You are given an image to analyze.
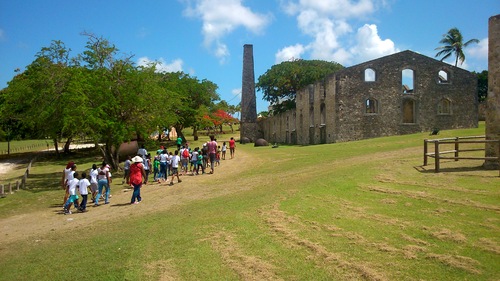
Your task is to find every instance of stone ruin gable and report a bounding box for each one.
[332,50,478,142]
[259,50,478,145]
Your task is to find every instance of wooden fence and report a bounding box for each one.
[0,157,36,197]
[423,136,500,176]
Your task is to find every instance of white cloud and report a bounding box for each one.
[468,37,488,59]
[275,44,306,63]
[183,0,271,63]
[283,0,377,19]
[136,57,184,73]
[277,0,397,66]
[231,88,241,96]
[350,24,398,63]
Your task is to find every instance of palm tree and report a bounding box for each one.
[435,27,479,67]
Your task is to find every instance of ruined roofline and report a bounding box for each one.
[345,50,476,74]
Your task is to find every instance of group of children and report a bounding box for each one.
[62,161,111,215]
[61,137,236,215]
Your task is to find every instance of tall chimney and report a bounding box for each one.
[484,14,500,169]
[240,44,258,143]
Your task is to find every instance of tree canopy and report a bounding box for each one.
[256,59,343,114]
[0,35,226,168]
[475,70,488,103]
[435,27,479,67]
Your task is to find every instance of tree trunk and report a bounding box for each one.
[53,138,59,155]
[100,141,119,171]
[63,137,72,154]
[174,125,186,143]
[193,126,199,141]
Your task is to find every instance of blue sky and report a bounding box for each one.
[0,0,498,114]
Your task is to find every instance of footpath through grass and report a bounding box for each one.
[0,124,498,280]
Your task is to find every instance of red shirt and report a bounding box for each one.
[229,139,235,148]
[129,163,144,185]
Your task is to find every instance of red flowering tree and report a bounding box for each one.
[203,109,238,134]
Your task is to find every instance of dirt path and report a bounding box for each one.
[0,149,254,246]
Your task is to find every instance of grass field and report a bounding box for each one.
[0,124,498,280]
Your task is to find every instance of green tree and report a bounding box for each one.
[475,70,488,103]
[0,40,81,154]
[256,59,343,114]
[161,73,219,141]
[78,33,177,169]
[435,27,479,67]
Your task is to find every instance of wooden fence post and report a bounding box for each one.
[16,181,20,191]
[454,137,459,161]
[424,139,428,166]
[0,184,4,195]
[434,140,440,173]
[8,183,12,194]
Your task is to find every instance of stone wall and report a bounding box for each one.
[259,50,478,145]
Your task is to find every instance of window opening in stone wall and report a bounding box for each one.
[402,99,415,123]
[365,98,378,114]
[299,113,303,131]
[402,69,414,94]
[364,68,376,82]
[309,85,314,104]
[320,103,326,125]
[438,70,449,84]
[309,106,314,127]
[437,98,451,114]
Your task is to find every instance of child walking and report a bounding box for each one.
[169,150,182,186]
[78,172,91,212]
[63,172,80,215]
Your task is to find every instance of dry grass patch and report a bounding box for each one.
[206,231,282,281]
[260,203,387,281]
[475,238,500,255]
[426,253,482,274]
[144,260,181,281]
[427,227,467,243]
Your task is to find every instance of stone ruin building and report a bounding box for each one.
[259,50,478,145]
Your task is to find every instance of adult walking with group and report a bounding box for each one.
[129,155,146,204]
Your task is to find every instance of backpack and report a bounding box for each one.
[182,149,189,158]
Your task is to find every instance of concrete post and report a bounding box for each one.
[485,14,500,169]
[240,44,258,142]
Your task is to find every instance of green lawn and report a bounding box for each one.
[0,123,498,280]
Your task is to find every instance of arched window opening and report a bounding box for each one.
[402,69,414,94]
[438,70,449,84]
[402,99,415,123]
[309,106,314,127]
[365,98,378,114]
[438,98,451,115]
[320,103,326,125]
[365,68,376,82]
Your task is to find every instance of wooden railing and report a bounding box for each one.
[423,136,500,176]
[0,157,36,197]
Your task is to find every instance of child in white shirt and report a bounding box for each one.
[63,172,80,215]
[78,172,91,212]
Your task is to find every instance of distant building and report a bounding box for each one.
[259,50,478,145]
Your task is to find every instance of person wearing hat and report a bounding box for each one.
[130,155,146,204]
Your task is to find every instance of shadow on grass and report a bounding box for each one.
[415,164,499,177]
[110,203,133,207]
